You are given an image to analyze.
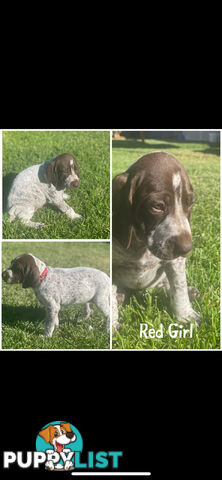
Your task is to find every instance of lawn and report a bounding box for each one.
[2,131,110,239]
[2,242,110,350]
[112,138,220,350]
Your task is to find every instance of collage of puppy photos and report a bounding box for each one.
[0,129,220,350]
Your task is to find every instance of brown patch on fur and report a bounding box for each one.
[44,153,79,190]
[10,254,40,289]
[112,152,194,250]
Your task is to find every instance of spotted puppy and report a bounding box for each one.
[112,151,201,329]
[7,153,81,228]
[2,254,110,337]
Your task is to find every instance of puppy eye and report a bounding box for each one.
[54,431,59,436]
[187,194,195,207]
[151,203,165,214]
[186,200,195,210]
[61,429,65,434]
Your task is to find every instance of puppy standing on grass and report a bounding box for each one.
[7,153,82,228]
[2,254,110,337]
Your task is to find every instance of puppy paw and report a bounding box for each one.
[41,331,53,338]
[187,309,201,325]
[34,222,45,229]
[66,208,82,220]
[23,221,45,229]
[112,320,120,331]
[188,286,201,301]
[177,309,201,326]
[117,293,126,304]
[64,461,74,470]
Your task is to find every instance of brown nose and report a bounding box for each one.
[66,431,74,439]
[70,180,79,188]
[173,232,193,257]
[2,270,9,281]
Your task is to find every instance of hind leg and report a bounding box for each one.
[95,294,110,333]
[9,205,45,229]
[77,303,93,323]
[85,302,93,318]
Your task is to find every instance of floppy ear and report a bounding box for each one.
[60,422,72,432]
[39,425,55,444]
[44,159,58,187]
[112,172,144,249]
[22,264,40,289]
[73,159,79,177]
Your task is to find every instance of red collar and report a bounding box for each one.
[40,267,48,281]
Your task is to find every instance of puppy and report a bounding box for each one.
[39,422,76,470]
[112,151,201,329]
[2,254,110,337]
[7,153,81,228]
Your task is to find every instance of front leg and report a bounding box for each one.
[43,302,60,337]
[49,191,82,220]
[45,460,55,471]
[112,284,120,330]
[56,198,82,220]
[63,193,71,200]
[165,257,201,324]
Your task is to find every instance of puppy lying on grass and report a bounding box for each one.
[7,153,82,228]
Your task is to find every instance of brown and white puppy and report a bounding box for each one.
[2,254,42,289]
[2,253,110,337]
[39,422,76,470]
[7,153,81,228]
[39,422,76,452]
[112,151,201,329]
[44,153,80,191]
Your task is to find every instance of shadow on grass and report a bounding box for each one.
[112,140,180,150]
[120,286,172,317]
[112,139,220,156]
[195,146,220,156]
[2,305,44,328]
[3,173,17,212]
[2,303,105,331]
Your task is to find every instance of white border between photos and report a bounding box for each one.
[0,129,221,352]
[0,129,2,350]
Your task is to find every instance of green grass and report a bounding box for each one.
[112,138,220,350]
[2,242,110,349]
[3,131,110,239]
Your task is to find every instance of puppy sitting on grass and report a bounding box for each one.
[7,153,82,229]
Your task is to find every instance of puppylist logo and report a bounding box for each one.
[3,420,124,472]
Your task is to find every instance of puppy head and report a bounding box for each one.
[2,254,41,289]
[113,152,195,260]
[39,422,76,452]
[45,153,80,190]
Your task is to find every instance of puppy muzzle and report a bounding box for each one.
[65,175,80,189]
[2,269,13,283]
[69,179,80,189]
